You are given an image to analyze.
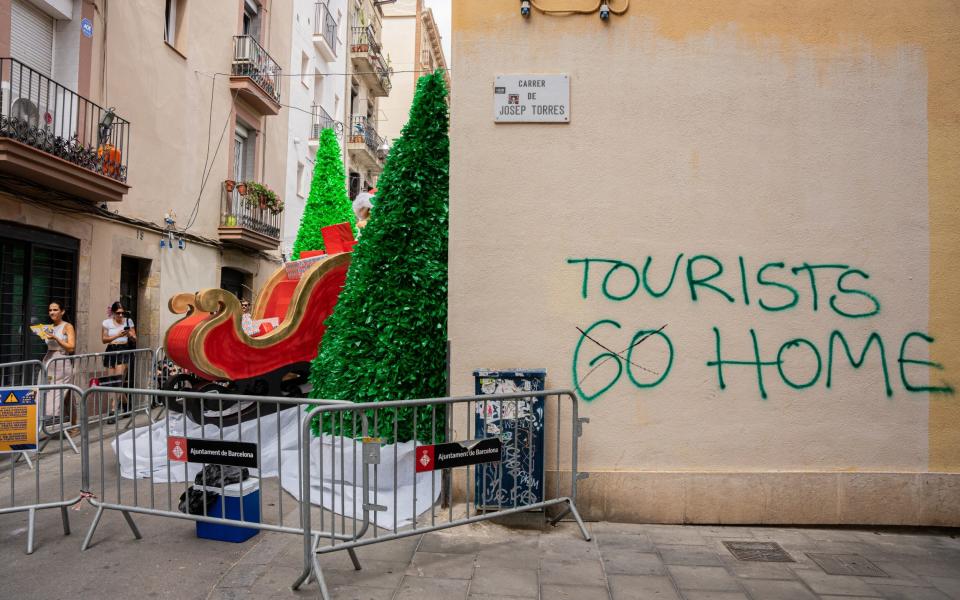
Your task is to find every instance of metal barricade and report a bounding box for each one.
[0,359,45,387]
[293,389,590,599]
[46,348,159,440]
[79,386,360,557]
[0,384,86,554]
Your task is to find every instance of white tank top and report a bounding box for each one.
[102,317,132,344]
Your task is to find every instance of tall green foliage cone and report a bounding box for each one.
[291,127,356,260]
[309,70,449,443]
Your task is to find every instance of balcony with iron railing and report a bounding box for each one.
[349,26,391,97]
[0,57,131,203]
[309,104,342,144]
[313,2,339,62]
[219,184,282,251]
[347,115,386,169]
[230,35,282,116]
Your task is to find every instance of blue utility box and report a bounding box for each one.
[195,478,261,543]
[473,369,546,510]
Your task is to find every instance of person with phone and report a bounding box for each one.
[101,301,137,423]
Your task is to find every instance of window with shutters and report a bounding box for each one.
[0,222,78,368]
[10,0,54,78]
[164,0,187,52]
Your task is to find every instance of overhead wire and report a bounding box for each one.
[529,0,629,16]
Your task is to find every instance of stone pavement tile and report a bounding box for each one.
[868,585,953,600]
[218,564,268,588]
[591,521,651,534]
[469,595,536,600]
[819,597,882,600]
[793,568,880,596]
[540,583,610,600]
[539,531,601,559]
[596,532,656,552]
[667,566,742,592]
[469,566,538,597]
[659,544,724,566]
[648,526,708,546]
[871,560,935,586]
[540,557,606,586]
[476,540,541,570]
[902,558,960,578]
[609,575,682,600]
[325,560,409,589]
[740,579,818,600]
[326,586,395,600]
[749,528,814,546]
[417,532,485,555]
[682,592,750,600]
[235,532,292,566]
[803,529,868,543]
[602,550,667,576]
[693,526,756,539]
[350,535,421,563]
[722,559,798,580]
[405,551,477,580]
[394,576,469,600]
[927,576,960,599]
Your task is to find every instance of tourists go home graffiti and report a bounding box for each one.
[568,255,954,402]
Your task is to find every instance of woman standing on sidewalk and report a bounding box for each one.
[101,301,137,423]
[42,300,76,431]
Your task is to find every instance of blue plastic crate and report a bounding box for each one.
[195,478,261,543]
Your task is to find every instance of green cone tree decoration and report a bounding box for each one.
[291,127,356,260]
[309,70,449,443]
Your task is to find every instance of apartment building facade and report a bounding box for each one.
[379,0,447,142]
[281,0,347,256]
[0,0,290,361]
[450,1,960,525]
[280,0,391,254]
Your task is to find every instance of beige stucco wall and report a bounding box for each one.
[379,0,417,142]
[450,1,960,525]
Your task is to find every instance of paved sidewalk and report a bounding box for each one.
[2,501,958,599]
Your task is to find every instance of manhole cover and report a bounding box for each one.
[722,541,795,562]
[806,553,888,577]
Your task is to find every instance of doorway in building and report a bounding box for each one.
[349,171,360,200]
[220,267,252,303]
[0,222,78,367]
[119,256,149,336]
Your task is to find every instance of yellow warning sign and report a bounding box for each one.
[0,388,38,454]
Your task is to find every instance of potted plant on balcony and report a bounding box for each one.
[352,12,370,52]
[224,179,236,193]
[243,181,284,214]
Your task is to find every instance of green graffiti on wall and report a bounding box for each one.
[568,255,953,401]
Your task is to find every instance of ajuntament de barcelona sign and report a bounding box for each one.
[494,74,570,123]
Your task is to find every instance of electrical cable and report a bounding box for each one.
[182,85,242,233]
[529,0,629,16]
[182,72,222,232]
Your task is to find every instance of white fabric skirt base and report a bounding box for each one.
[110,407,440,527]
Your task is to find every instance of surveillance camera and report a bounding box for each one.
[520,0,531,17]
[599,3,610,19]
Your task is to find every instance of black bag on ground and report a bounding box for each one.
[177,466,250,515]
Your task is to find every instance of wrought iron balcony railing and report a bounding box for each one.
[311,104,341,139]
[221,186,281,241]
[0,57,130,183]
[348,115,385,159]
[232,36,282,104]
[350,26,391,92]
[314,2,338,57]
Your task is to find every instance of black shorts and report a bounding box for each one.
[103,345,132,368]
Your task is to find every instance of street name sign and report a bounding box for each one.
[494,74,570,123]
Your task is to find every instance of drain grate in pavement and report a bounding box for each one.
[722,541,795,562]
[806,553,888,577]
